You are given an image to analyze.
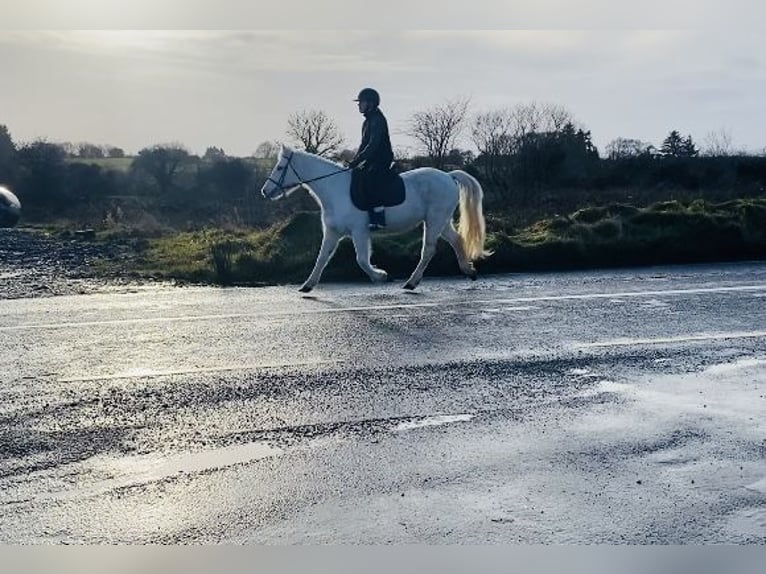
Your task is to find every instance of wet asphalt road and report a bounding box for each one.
[1,262,766,543]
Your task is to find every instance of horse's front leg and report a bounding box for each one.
[299,227,341,292]
[351,230,388,283]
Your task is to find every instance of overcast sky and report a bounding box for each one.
[1,26,764,157]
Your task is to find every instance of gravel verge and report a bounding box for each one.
[0,228,160,299]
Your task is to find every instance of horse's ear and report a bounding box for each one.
[280,143,291,154]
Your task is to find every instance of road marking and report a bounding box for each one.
[58,359,344,383]
[492,284,766,304]
[2,284,766,332]
[0,313,272,331]
[574,330,766,349]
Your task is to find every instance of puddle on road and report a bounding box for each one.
[720,507,766,540]
[0,271,23,280]
[639,298,671,309]
[569,355,766,449]
[703,357,766,375]
[745,477,766,495]
[574,379,629,400]
[18,441,283,504]
[568,368,603,379]
[393,414,473,432]
[94,441,283,482]
[575,330,766,349]
[569,368,591,376]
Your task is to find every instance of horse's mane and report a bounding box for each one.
[288,147,346,170]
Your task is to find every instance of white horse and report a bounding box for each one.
[261,145,490,292]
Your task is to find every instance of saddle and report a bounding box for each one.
[350,166,405,211]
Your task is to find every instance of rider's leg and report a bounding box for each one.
[362,165,387,230]
[368,207,386,229]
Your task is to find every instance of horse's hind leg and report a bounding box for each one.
[300,228,341,292]
[351,230,388,283]
[403,220,444,290]
[441,222,477,280]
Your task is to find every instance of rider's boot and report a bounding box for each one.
[368,207,386,231]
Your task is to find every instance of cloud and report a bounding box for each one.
[1,29,763,155]
[3,1,765,29]
[0,31,419,75]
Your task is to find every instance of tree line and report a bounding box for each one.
[276,101,765,214]
[1,98,765,229]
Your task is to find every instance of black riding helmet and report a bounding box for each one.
[354,87,380,107]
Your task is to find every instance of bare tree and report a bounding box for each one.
[407,97,470,168]
[509,102,542,138]
[702,128,733,157]
[471,109,514,158]
[286,110,344,157]
[470,102,575,180]
[509,102,575,138]
[471,109,516,180]
[541,102,573,132]
[472,102,576,159]
[254,140,280,160]
[605,138,653,159]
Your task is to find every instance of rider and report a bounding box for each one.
[348,87,394,230]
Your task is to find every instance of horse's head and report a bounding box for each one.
[261,144,302,200]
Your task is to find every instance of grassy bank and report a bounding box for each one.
[108,197,766,286]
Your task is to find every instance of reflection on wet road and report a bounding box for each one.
[1,262,765,543]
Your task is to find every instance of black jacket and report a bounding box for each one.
[352,108,394,171]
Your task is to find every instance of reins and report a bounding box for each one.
[266,151,351,198]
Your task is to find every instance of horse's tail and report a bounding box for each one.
[450,170,491,261]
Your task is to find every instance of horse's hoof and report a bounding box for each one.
[469,271,477,281]
[299,285,313,293]
[403,283,416,290]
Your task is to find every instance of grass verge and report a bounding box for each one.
[86,197,766,285]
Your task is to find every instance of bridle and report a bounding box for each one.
[264,151,351,199]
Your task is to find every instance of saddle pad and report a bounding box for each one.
[350,169,405,211]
